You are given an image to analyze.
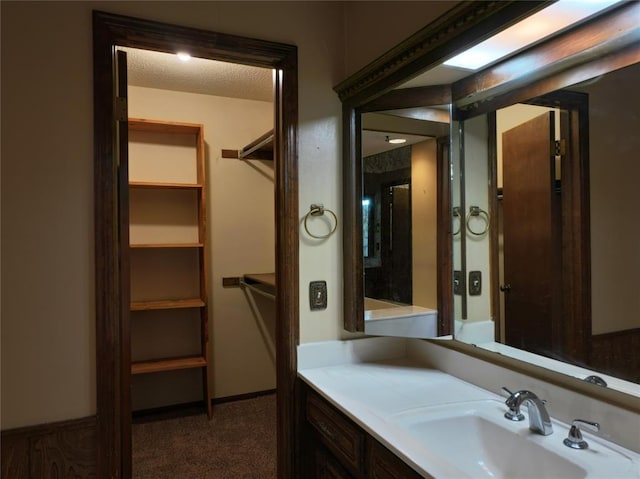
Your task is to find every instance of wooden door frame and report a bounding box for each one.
[488,91,590,363]
[93,11,299,478]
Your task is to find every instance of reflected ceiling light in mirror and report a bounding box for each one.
[362,130,430,157]
[444,0,622,70]
[386,136,407,145]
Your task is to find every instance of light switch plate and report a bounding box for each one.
[469,271,482,296]
[454,271,463,295]
[309,281,327,310]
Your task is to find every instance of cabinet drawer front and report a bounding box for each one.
[367,440,426,479]
[307,391,364,474]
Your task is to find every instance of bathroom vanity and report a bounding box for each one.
[298,338,640,478]
[301,385,423,478]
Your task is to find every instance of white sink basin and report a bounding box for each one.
[392,399,638,478]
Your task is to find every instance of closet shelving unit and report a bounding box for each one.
[128,118,211,419]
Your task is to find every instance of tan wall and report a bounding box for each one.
[411,140,438,309]
[1,0,345,430]
[462,115,492,322]
[1,0,458,429]
[128,86,276,409]
[343,1,454,77]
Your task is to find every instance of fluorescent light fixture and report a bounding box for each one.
[177,52,191,62]
[444,0,621,70]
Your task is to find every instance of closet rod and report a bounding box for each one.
[240,279,276,300]
[239,129,273,160]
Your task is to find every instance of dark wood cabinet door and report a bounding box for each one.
[367,439,426,479]
[316,447,355,479]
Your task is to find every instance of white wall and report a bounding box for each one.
[0,0,458,429]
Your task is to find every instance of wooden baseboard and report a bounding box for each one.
[1,416,97,479]
[132,389,277,423]
[212,388,276,405]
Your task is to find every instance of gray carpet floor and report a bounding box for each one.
[132,394,277,478]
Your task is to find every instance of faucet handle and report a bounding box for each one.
[584,375,607,387]
[563,419,600,450]
[501,387,525,421]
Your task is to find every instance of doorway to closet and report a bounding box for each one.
[93,11,299,478]
[123,46,278,476]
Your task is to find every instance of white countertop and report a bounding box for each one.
[298,337,640,478]
[298,338,499,477]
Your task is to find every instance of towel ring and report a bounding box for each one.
[452,206,462,236]
[304,204,338,239]
[466,205,490,236]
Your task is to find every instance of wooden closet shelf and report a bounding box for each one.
[130,242,204,249]
[131,298,206,311]
[129,181,203,189]
[128,118,203,135]
[131,355,207,375]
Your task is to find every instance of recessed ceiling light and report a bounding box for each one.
[444,0,621,70]
[177,52,191,62]
[385,135,407,144]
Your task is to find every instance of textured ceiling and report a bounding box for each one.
[122,47,274,102]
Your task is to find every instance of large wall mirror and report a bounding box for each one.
[336,1,639,405]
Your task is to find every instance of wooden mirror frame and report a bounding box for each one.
[335,1,640,413]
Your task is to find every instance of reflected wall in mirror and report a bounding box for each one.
[456,59,640,387]
[361,109,450,337]
[337,0,640,402]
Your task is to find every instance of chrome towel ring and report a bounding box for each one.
[466,205,490,236]
[303,203,338,239]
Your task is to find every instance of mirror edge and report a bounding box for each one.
[430,338,640,414]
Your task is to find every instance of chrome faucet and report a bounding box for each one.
[502,388,554,436]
